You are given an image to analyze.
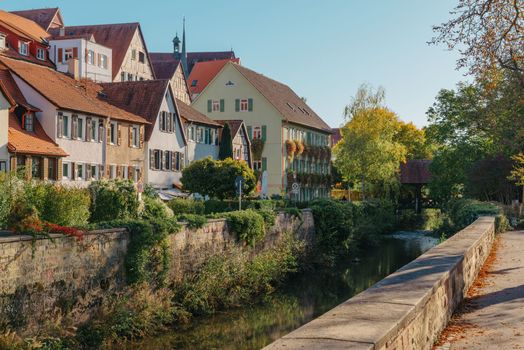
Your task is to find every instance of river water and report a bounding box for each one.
[126,231,439,350]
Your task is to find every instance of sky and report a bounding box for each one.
[4,0,467,128]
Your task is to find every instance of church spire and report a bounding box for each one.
[180,17,189,77]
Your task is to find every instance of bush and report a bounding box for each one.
[177,214,208,229]
[40,185,90,227]
[204,199,234,214]
[448,199,503,230]
[168,198,204,215]
[142,197,174,222]
[224,209,266,246]
[89,180,139,223]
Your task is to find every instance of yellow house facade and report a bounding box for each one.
[192,62,332,201]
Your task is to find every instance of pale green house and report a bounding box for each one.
[192,62,332,201]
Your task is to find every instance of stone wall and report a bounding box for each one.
[0,210,313,334]
[264,216,496,350]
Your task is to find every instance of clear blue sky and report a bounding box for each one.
[4,0,466,128]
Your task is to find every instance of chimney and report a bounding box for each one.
[67,58,80,80]
[59,27,65,37]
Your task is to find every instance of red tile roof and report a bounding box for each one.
[99,80,183,141]
[400,160,432,184]
[176,98,221,127]
[49,23,154,80]
[8,112,68,157]
[0,68,39,111]
[0,56,148,124]
[229,63,332,133]
[10,8,62,31]
[0,10,50,42]
[188,58,240,95]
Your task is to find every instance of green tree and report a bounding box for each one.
[181,158,256,199]
[509,153,524,201]
[343,84,385,121]
[219,123,233,160]
[334,107,406,199]
[396,121,434,159]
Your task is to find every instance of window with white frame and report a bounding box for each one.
[253,160,262,171]
[240,99,248,112]
[76,116,84,140]
[62,115,70,138]
[153,150,161,170]
[64,48,74,61]
[187,126,195,141]
[76,163,84,181]
[90,164,98,180]
[196,127,204,143]
[110,121,117,144]
[253,126,262,139]
[131,125,140,147]
[212,100,220,112]
[99,54,108,69]
[62,162,70,180]
[19,41,29,56]
[165,151,173,171]
[87,50,95,65]
[0,35,5,50]
[36,48,45,61]
[90,118,98,141]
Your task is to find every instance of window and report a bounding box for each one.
[62,162,70,180]
[128,73,133,81]
[212,100,220,112]
[138,51,145,63]
[47,159,57,180]
[253,161,262,171]
[36,48,45,61]
[76,116,84,140]
[90,164,98,180]
[123,166,128,179]
[76,163,84,181]
[131,125,140,147]
[0,35,5,50]
[0,161,6,172]
[99,54,108,69]
[191,80,197,87]
[165,151,173,171]
[240,99,248,112]
[90,118,98,141]
[196,127,204,143]
[87,50,95,65]
[152,150,161,170]
[121,72,126,82]
[19,41,29,56]
[253,126,262,139]
[24,114,34,132]
[131,49,136,60]
[64,48,74,61]
[110,122,117,144]
[187,126,195,141]
[110,165,116,179]
[62,115,70,138]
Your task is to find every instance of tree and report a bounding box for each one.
[509,153,524,201]
[343,84,386,121]
[334,107,406,199]
[218,123,233,160]
[431,0,524,86]
[396,121,434,160]
[181,157,256,200]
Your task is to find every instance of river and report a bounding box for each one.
[124,231,439,350]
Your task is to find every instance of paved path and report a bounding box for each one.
[436,230,524,350]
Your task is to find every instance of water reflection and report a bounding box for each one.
[125,231,438,350]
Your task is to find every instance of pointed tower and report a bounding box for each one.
[173,32,181,58]
[180,18,189,77]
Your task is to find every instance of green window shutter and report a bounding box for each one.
[235,99,240,112]
[261,125,267,142]
[207,99,212,113]
[248,98,253,111]
[246,126,252,140]
[262,157,267,172]
[220,99,225,112]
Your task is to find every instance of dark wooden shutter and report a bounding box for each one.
[248,98,253,111]
[180,153,185,169]
[261,125,267,142]
[73,47,78,59]
[246,126,252,140]
[117,124,121,145]
[171,151,176,171]
[58,48,63,63]
[207,100,212,113]
[220,99,225,112]
[128,126,132,147]
[262,157,267,171]
[139,125,144,148]
[235,99,240,112]
[128,166,133,179]
[85,117,91,141]
[107,123,111,144]
[71,162,76,180]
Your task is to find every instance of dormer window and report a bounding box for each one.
[36,48,45,61]
[19,41,29,56]
[191,80,198,87]
[24,114,34,132]
[0,35,6,50]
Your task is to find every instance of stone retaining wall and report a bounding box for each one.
[264,216,496,350]
[0,210,314,334]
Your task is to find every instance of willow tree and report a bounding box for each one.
[334,107,406,199]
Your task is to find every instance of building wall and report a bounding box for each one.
[115,28,154,82]
[232,125,250,165]
[0,92,9,170]
[193,64,284,196]
[144,89,186,188]
[49,38,113,83]
[106,120,145,180]
[170,65,191,104]
[185,122,219,163]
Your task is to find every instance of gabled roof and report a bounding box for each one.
[0,10,50,42]
[215,120,244,139]
[187,51,235,65]
[49,23,154,80]
[0,68,39,111]
[0,56,148,124]
[99,80,185,142]
[188,58,240,95]
[10,8,63,31]
[400,160,432,184]
[176,98,221,127]
[8,112,68,157]
[151,58,180,80]
[227,63,331,133]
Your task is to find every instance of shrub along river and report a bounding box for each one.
[124,231,439,350]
